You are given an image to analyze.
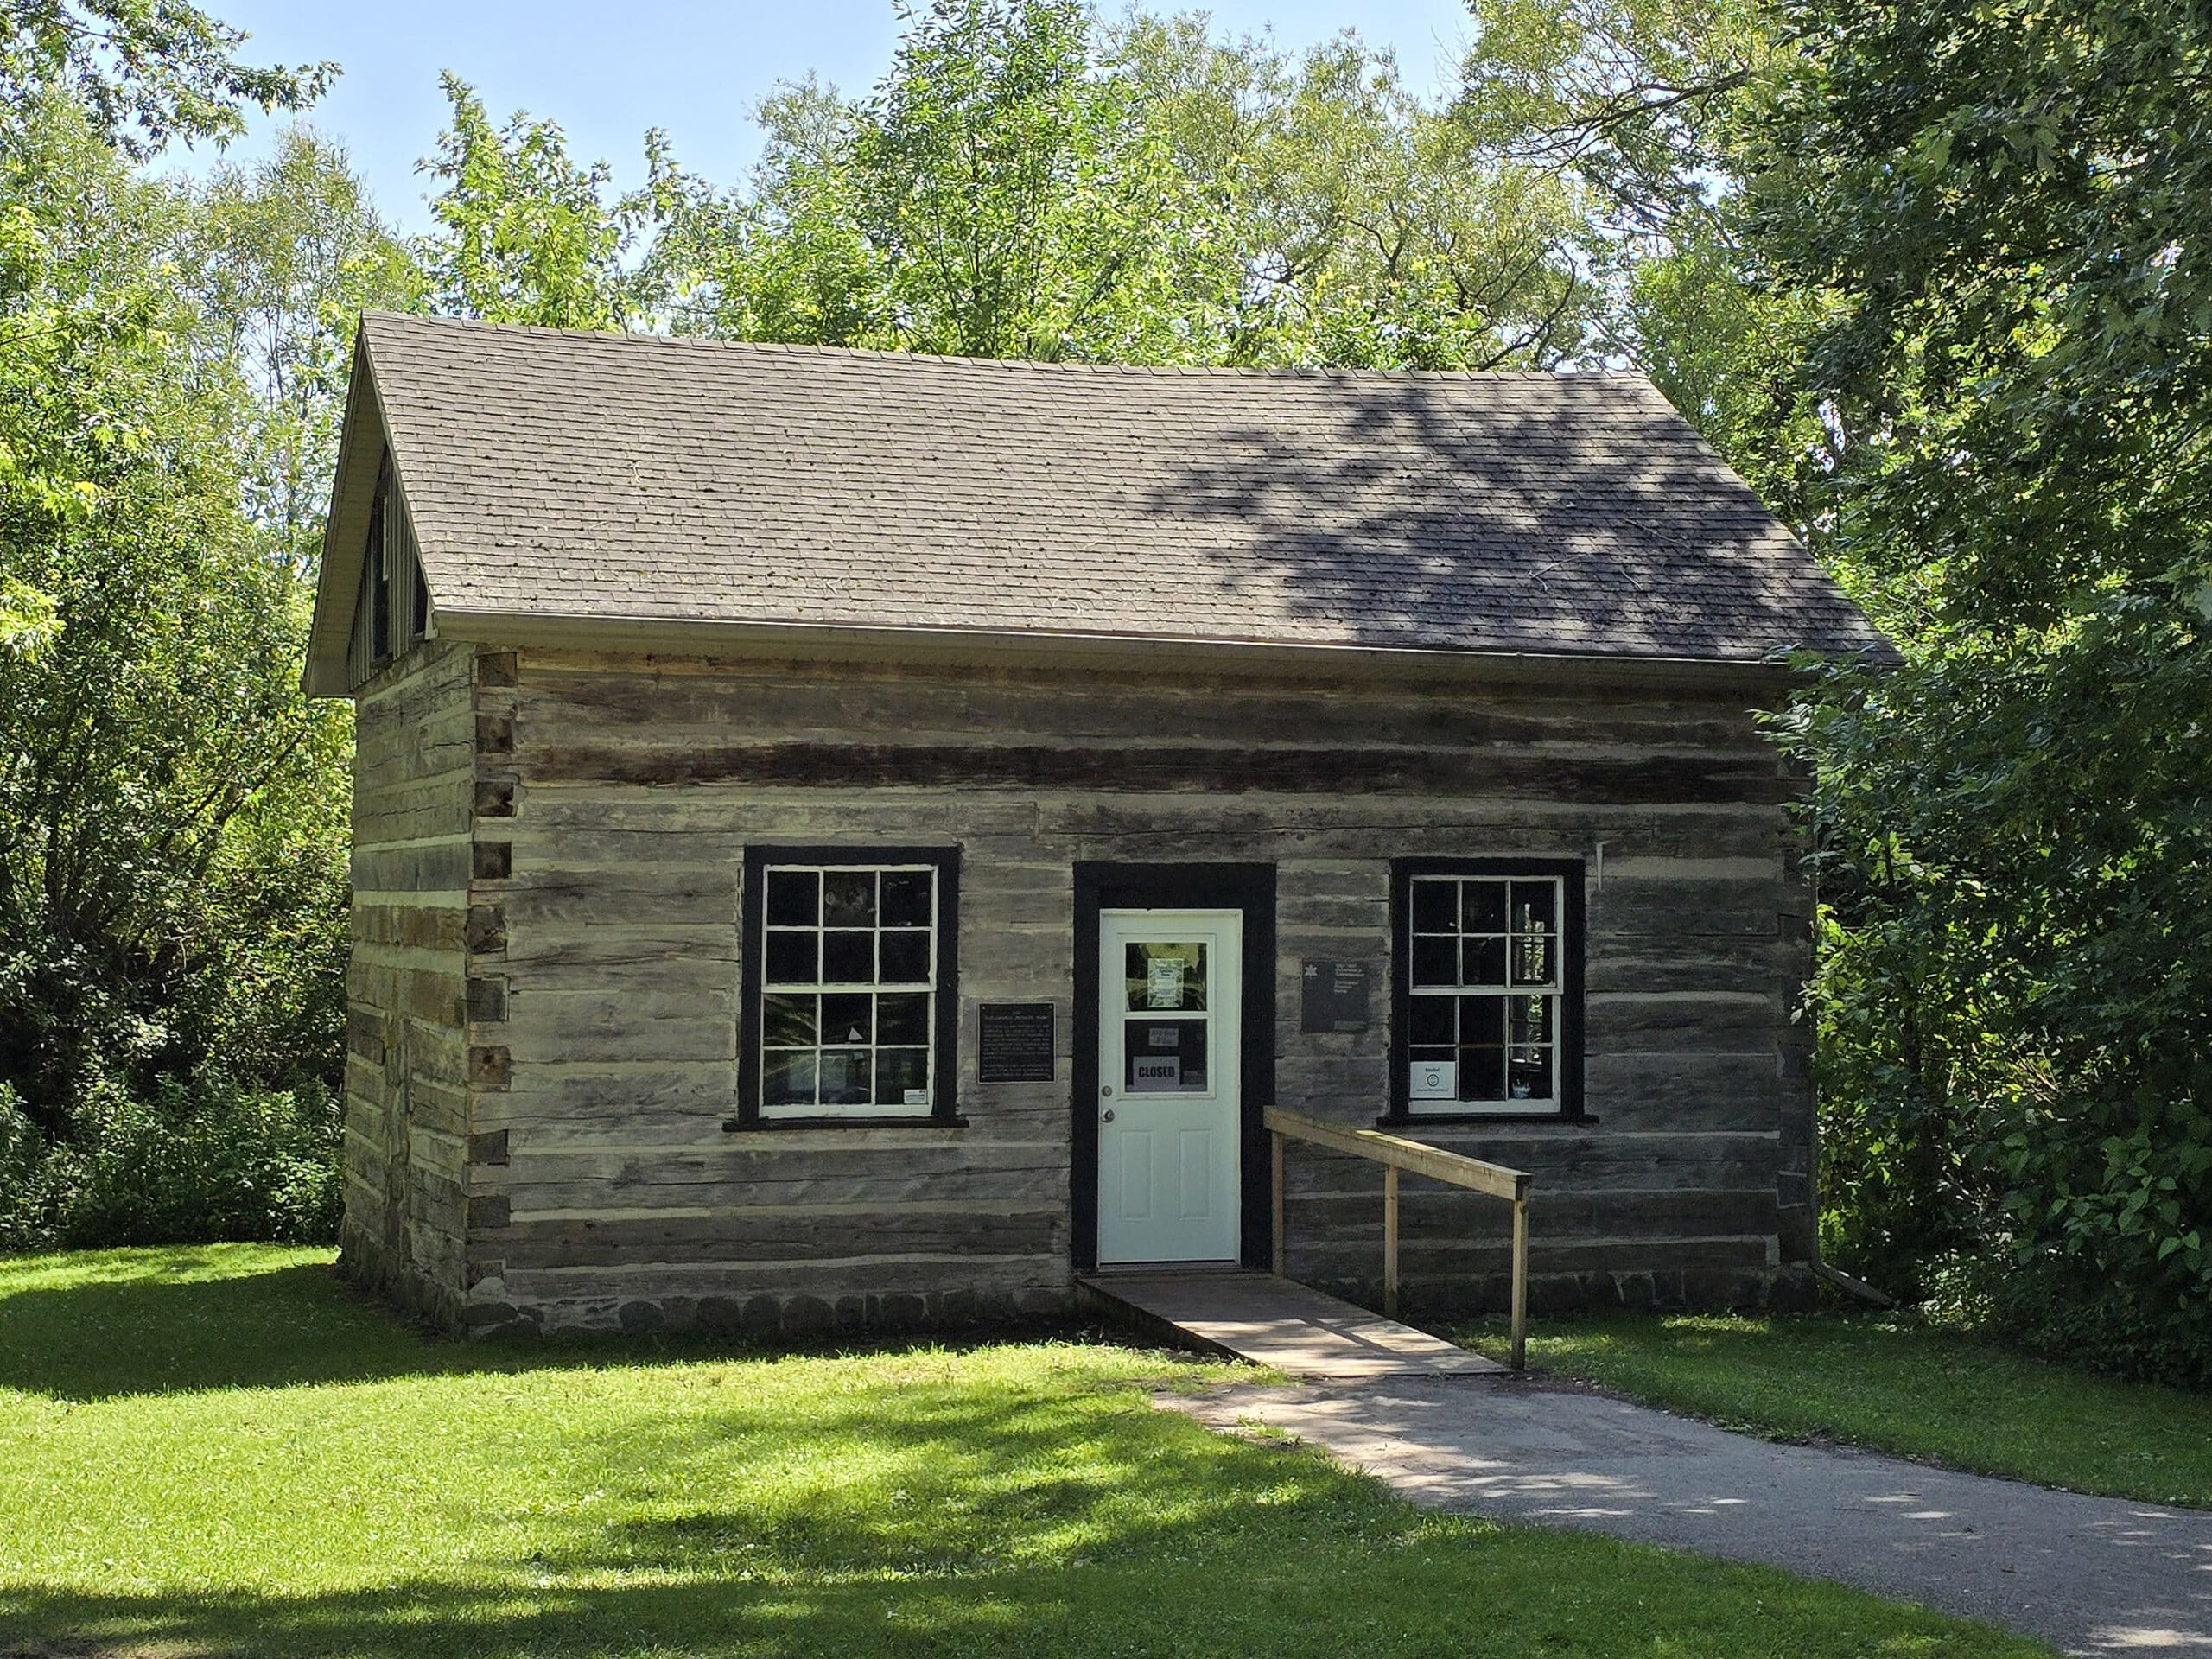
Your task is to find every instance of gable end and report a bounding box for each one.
[343,450,430,689]
[305,330,432,696]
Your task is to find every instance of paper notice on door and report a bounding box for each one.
[1130,1056,1182,1091]
[1146,958,1183,1008]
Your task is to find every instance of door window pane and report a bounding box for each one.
[762,993,816,1046]
[762,1050,817,1106]
[874,1047,930,1104]
[1124,1019,1208,1091]
[1124,942,1207,1012]
[1408,995,1455,1046]
[766,869,818,926]
[1411,936,1458,988]
[765,931,817,985]
[876,992,931,1046]
[1411,879,1459,932]
[1461,881,1507,934]
[879,930,931,984]
[880,870,933,927]
[820,993,872,1046]
[822,930,874,984]
[1462,936,1507,986]
[1508,1046,1554,1103]
[823,871,877,927]
[1458,1046,1507,1101]
[817,1050,871,1104]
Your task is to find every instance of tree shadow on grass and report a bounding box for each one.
[0,1248,570,1400]
[0,1253,2044,1659]
[0,1246,1086,1402]
[0,1537,2043,1659]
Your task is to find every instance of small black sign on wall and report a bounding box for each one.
[1300,960,1371,1033]
[978,1003,1056,1082]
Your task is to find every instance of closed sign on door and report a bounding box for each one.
[1130,1056,1182,1091]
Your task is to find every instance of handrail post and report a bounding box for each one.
[1270,1130,1287,1276]
[1258,1105,1532,1357]
[1382,1165,1400,1319]
[1510,1185,1529,1373]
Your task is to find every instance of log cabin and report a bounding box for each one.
[304,312,1892,1338]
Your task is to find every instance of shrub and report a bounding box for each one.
[0,1084,64,1249]
[0,1074,340,1250]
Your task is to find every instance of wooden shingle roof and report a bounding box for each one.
[306,312,1892,691]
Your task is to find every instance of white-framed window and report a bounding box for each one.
[756,863,940,1118]
[1404,872,1568,1115]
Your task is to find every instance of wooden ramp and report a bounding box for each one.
[1078,1270,1505,1380]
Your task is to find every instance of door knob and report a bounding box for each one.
[1101,1109,1116,1123]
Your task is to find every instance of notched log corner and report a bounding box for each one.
[465,903,508,956]
[468,1194,512,1230]
[475,713,515,755]
[466,976,508,1023]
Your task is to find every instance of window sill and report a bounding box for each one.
[723,1115,969,1133]
[1379,1112,1597,1129]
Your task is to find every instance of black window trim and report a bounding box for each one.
[1384,855,1587,1125]
[732,843,964,1131]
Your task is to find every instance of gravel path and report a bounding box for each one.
[1163,1376,2212,1656]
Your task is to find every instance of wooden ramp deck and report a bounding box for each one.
[1077,1270,1505,1380]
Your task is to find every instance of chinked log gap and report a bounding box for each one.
[527,741,1791,806]
[1266,1103,1533,1370]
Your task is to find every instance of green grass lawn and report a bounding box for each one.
[1459,1311,2212,1507]
[0,1249,2056,1658]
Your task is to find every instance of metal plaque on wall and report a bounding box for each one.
[1300,960,1371,1033]
[978,1002,1055,1082]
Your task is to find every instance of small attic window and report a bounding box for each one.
[367,485,391,662]
[349,454,428,686]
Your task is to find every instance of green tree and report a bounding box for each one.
[1,0,331,157]
[2,84,403,1124]
[649,0,1606,368]
[671,0,1242,362]
[1122,16,1602,368]
[1455,0,1831,501]
[1750,0,2212,1378]
[190,124,425,551]
[412,2,1612,371]
[418,71,677,330]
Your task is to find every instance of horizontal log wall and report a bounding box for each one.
[338,637,474,1327]
[443,646,1814,1335]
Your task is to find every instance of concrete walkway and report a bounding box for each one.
[1163,1376,2212,1656]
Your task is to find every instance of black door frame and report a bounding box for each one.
[1071,861,1277,1273]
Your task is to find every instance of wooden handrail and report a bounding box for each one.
[1264,1104,1532,1371]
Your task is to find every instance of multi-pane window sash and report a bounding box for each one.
[758,864,938,1117]
[1407,874,1564,1112]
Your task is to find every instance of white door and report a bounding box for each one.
[1096,909,1242,1265]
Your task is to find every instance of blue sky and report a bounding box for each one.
[195,1,1477,231]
